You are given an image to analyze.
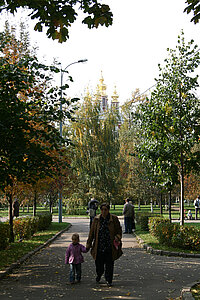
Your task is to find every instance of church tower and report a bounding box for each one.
[96,71,108,111]
[111,85,119,111]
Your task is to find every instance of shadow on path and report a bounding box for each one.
[0,217,199,300]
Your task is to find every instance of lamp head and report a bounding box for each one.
[78,59,88,63]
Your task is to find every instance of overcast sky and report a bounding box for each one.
[1,0,200,104]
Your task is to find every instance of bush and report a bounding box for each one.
[149,217,170,237]
[37,213,52,230]
[13,217,32,239]
[136,212,160,231]
[0,222,10,250]
[155,222,176,246]
[29,216,39,235]
[149,220,200,251]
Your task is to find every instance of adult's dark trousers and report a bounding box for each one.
[95,250,114,284]
[195,208,200,220]
[124,216,132,233]
[90,216,95,228]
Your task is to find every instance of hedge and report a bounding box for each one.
[148,217,170,236]
[13,213,52,240]
[136,212,160,231]
[149,218,200,251]
[0,222,10,250]
[37,212,52,230]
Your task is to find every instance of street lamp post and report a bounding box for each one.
[58,59,88,223]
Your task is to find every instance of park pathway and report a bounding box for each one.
[0,217,200,300]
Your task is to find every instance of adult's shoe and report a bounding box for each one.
[107,282,112,287]
[96,275,101,283]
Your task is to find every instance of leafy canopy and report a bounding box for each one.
[184,0,200,24]
[0,0,113,42]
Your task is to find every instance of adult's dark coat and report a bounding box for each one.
[86,214,123,261]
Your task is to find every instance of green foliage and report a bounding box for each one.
[37,213,52,231]
[0,23,77,191]
[13,217,32,239]
[0,222,10,250]
[136,212,160,231]
[13,213,51,239]
[69,94,121,202]
[150,220,200,251]
[148,217,170,237]
[184,0,200,24]
[134,31,200,224]
[0,1,113,42]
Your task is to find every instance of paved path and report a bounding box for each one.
[0,217,200,300]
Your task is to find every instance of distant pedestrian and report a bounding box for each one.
[87,198,99,228]
[12,199,20,218]
[86,202,122,287]
[129,201,135,232]
[187,210,192,220]
[123,198,134,234]
[65,233,88,284]
[194,196,200,220]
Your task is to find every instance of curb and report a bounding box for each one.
[135,234,200,258]
[181,282,200,300]
[135,234,199,299]
[0,224,72,281]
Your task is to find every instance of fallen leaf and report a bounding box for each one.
[166,279,175,283]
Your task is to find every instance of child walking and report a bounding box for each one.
[65,233,87,284]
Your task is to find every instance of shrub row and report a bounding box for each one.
[0,222,10,250]
[149,217,200,251]
[0,213,52,250]
[13,213,52,240]
[136,212,160,231]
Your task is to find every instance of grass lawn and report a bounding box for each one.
[135,223,200,254]
[1,203,197,220]
[0,222,70,272]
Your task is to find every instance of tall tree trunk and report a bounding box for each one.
[49,194,53,214]
[160,192,163,215]
[8,193,14,242]
[168,189,172,223]
[138,199,141,211]
[180,151,184,226]
[33,191,37,217]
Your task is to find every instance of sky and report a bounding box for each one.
[1,0,200,104]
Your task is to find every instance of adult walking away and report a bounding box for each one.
[86,203,122,287]
[129,201,135,231]
[12,199,20,218]
[194,196,200,220]
[123,198,134,234]
[87,198,99,228]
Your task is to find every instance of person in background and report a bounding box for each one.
[187,210,192,220]
[194,196,200,220]
[12,199,20,218]
[65,233,88,284]
[123,198,134,234]
[129,201,135,232]
[87,198,99,228]
[86,202,122,287]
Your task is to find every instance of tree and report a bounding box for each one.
[69,91,121,203]
[134,31,200,225]
[0,0,113,42]
[184,0,200,24]
[0,22,76,240]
